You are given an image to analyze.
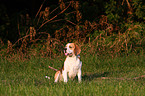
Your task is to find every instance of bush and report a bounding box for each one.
[0,0,145,60]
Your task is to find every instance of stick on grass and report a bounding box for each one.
[49,66,58,71]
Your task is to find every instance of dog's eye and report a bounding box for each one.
[69,46,72,48]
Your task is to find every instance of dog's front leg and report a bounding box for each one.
[77,62,82,83]
[77,69,82,83]
[63,70,68,82]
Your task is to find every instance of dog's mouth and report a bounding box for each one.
[64,50,73,56]
[64,52,73,56]
[64,48,73,56]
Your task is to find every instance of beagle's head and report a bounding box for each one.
[64,43,81,57]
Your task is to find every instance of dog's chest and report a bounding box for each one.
[64,56,81,72]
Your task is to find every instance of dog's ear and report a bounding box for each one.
[74,44,81,55]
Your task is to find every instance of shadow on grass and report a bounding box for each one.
[82,72,109,81]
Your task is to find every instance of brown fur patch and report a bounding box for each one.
[74,44,81,55]
[69,43,75,51]
[54,70,63,82]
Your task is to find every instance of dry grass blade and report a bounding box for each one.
[38,1,71,30]
[34,0,46,20]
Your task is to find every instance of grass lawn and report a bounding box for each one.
[0,53,145,96]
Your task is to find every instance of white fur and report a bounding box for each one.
[63,55,82,82]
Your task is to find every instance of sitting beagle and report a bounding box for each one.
[54,43,82,83]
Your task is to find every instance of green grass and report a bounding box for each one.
[0,53,145,96]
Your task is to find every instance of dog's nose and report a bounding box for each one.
[64,48,67,54]
[64,48,67,51]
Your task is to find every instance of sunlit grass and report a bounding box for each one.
[0,54,145,95]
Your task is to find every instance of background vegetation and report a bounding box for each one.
[0,0,145,59]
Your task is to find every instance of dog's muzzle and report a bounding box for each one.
[64,48,67,55]
[64,48,73,56]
